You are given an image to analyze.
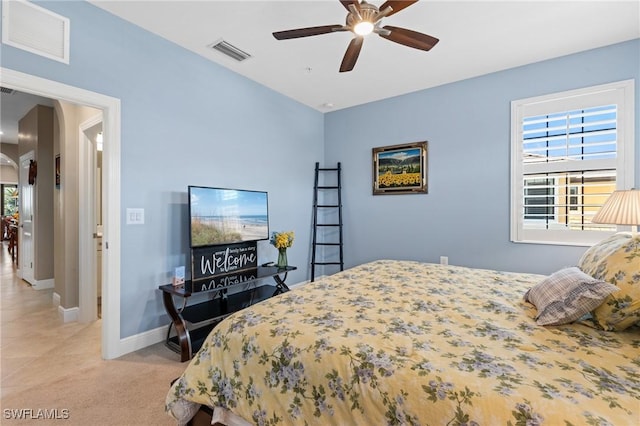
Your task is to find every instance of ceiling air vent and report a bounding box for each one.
[0,87,15,94]
[1,0,70,64]
[209,39,252,62]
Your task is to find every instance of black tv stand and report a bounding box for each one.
[159,265,295,362]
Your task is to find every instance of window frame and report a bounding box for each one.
[510,80,635,246]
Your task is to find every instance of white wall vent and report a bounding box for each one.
[209,39,252,62]
[2,0,70,64]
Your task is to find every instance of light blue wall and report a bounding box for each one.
[0,1,324,338]
[2,1,638,340]
[325,39,640,275]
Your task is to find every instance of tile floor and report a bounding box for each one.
[0,241,103,399]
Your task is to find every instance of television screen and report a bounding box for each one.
[188,186,269,247]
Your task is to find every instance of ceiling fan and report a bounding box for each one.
[272,0,439,73]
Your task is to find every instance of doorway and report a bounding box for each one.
[1,67,122,359]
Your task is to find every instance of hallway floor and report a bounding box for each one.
[0,241,185,425]
[0,242,101,399]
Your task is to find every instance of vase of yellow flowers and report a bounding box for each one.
[270,231,294,268]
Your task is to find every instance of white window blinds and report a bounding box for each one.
[522,105,617,231]
[511,80,635,245]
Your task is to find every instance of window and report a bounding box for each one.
[511,80,635,245]
[2,184,18,217]
[524,178,555,221]
[568,186,578,211]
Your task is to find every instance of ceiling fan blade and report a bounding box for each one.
[379,1,419,16]
[379,25,439,51]
[339,37,364,72]
[273,25,345,40]
[339,0,359,12]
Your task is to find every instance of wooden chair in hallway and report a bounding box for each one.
[7,224,18,264]
[2,216,11,240]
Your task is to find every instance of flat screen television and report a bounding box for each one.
[188,186,269,247]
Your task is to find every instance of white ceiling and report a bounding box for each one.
[88,0,640,111]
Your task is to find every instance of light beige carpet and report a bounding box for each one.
[1,342,186,425]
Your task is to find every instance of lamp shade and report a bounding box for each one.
[591,189,640,226]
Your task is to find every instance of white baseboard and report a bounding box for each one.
[31,278,54,290]
[117,325,167,357]
[53,292,78,323]
[113,280,321,359]
[58,305,79,323]
[288,279,312,289]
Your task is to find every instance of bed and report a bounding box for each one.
[166,234,640,425]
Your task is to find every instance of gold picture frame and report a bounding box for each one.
[372,141,428,195]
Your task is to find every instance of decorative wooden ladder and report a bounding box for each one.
[310,162,344,282]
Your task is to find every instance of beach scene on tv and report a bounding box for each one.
[190,187,269,247]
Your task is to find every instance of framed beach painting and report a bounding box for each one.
[372,141,428,195]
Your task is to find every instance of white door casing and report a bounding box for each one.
[18,151,35,284]
[1,68,123,360]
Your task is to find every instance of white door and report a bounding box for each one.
[78,117,102,322]
[95,133,103,315]
[19,151,35,284]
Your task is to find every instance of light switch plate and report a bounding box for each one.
[126,208,144,225]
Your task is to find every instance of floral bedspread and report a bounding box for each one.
[166,260,640,425]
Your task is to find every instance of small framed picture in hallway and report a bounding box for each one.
[55,155,60,187]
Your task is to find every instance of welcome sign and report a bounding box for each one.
[191,241,258,289]
[196,269,259,293]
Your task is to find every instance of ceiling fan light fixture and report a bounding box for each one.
[354,21,374,35]
[273,0,434,72]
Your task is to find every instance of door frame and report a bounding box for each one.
[78,115,102,323]
[1,67,122,360]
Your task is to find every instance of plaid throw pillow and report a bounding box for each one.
[524,267,619,326]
